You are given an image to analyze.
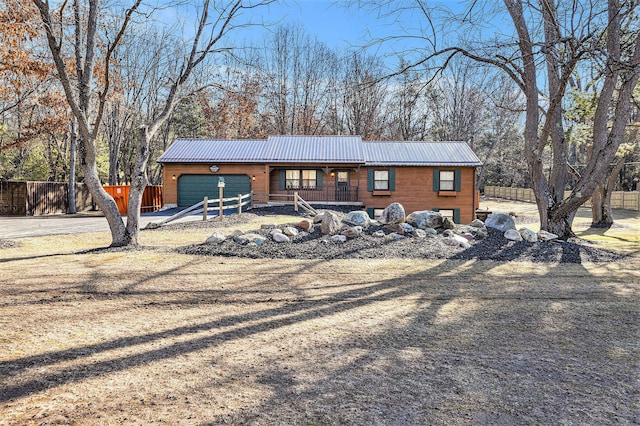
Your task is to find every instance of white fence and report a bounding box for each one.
[484,186,640,211]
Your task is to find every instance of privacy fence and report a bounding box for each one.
[0,181,163,216]
[484,186,640,212]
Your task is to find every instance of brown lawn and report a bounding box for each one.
[1,200,638,425]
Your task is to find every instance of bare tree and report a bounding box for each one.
[351,0,640,237]
[33,0,275,246]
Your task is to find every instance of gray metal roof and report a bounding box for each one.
[363,141,482,166]
[157,136,482,167]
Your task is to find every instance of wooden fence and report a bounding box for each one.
[0,181,94,216]
[103,185,163,215]
[484,186,640,211]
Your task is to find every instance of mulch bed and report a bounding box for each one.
[170,206,626,264]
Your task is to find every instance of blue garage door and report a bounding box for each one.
[177,174,251,207]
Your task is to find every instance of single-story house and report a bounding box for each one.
[157,135,482,223]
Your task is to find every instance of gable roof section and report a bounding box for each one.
[157,136,482,167]
[363,141,482,167]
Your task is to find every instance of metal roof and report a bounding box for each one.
[157,136,482,167]
[363,141,483,166]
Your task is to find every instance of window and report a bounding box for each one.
[373,209,384,220]
[285,170,317,190]
[439,171,455,191]
[285,170,300,189]
[301,170,317,189]
[438,209,455,221]
[374,170,389,190]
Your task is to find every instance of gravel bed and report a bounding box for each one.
[0,239,21,249]
[174,206,626,264]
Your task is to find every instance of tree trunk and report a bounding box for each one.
[591,155,625,227]
[124,125,151,245]
[68,118,77,214]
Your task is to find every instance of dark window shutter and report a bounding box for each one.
[432,207,439,212]
[317,170,323,189]
[389,169,396,191]
[279,170,286,190]
[366,207,374,218]
[454,170,462,192]
[367,169,374,192]
[433,169,440,191]
[454,208,460,224]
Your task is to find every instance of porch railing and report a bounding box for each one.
[287,186,359,202]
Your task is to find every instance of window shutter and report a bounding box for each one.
[389,169,396,191]
[432,208,439,212]
[279,170,285,190]
[367,169,374,192]
[453,208,460,224]
[454,170,462,192]
[366,207,374,218]
[433,169,440,191]
[317,170,323,189]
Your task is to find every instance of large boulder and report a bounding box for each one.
[485,213,516,232]
[234,233,266,246]
[442,217,456,230]
[537,230,559,242]
[320,211,342,235]
[283,226,299,237]
[205,232,226,244]
[380,202,406,224]
[296,219,314,232]
[341,226,363,239]
[344,211,371,228]
[272,232,290,243]
[406,210,443,229]
[504,229,523,242]
[519,227,538,242]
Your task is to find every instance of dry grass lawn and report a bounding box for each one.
[1,200,639,425]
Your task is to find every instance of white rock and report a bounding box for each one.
[205,232,226,244]
[372,230,386,238]
[341,226,363,238]
[537,230,559,241]
[504,229,523,241]
[380,202,406,224]
[519,227,538,242]
[330,235,347,243]
[272,233,290,243]
[406,210,443,229]
[485,213,516,232]
[413,229,427,238]
[283,226,299,237]
[269,228,283,236]
[344,211,371,228]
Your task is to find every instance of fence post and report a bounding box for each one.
[294,191,298,212]
[238,193,242,215]
[219,186,224,221]
[203,196,208,221]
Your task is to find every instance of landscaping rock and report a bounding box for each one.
[260,223,278,229]
[344,211,371,228]
[330,235,347,243]
[229,229,245,238]
[390,233,404,240]
[444,234,471,249]
[372,230,386,238]
[519,227,538,242]
[205,232,226,244]
[470,219,485,228]
[269,228,283,236]
[413,229,427,238]
[538,230,559,242]
[296,219,314,232]
[400,223,415,234]
[272,233,290,243]
[406,210,443,229]
[504,229,523,242]
[380,202,406,224]
[320,211,342,235]
[384,223,405,234]
[235,233,266,246]
[485,213,516,232]
[442,217,456,230]
[283,226,299,237]
[341,226,363,239]
[423,228,438,236]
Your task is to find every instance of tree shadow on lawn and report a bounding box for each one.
[1,244,636,424]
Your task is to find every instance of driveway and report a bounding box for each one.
[0,209,204,239]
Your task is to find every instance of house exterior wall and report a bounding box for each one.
[162,163,267,205]
[162,163,478,223]
[358,166,478,224]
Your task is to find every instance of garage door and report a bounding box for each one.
[177,174,251,207]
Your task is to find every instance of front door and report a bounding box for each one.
[335,171,349,201]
